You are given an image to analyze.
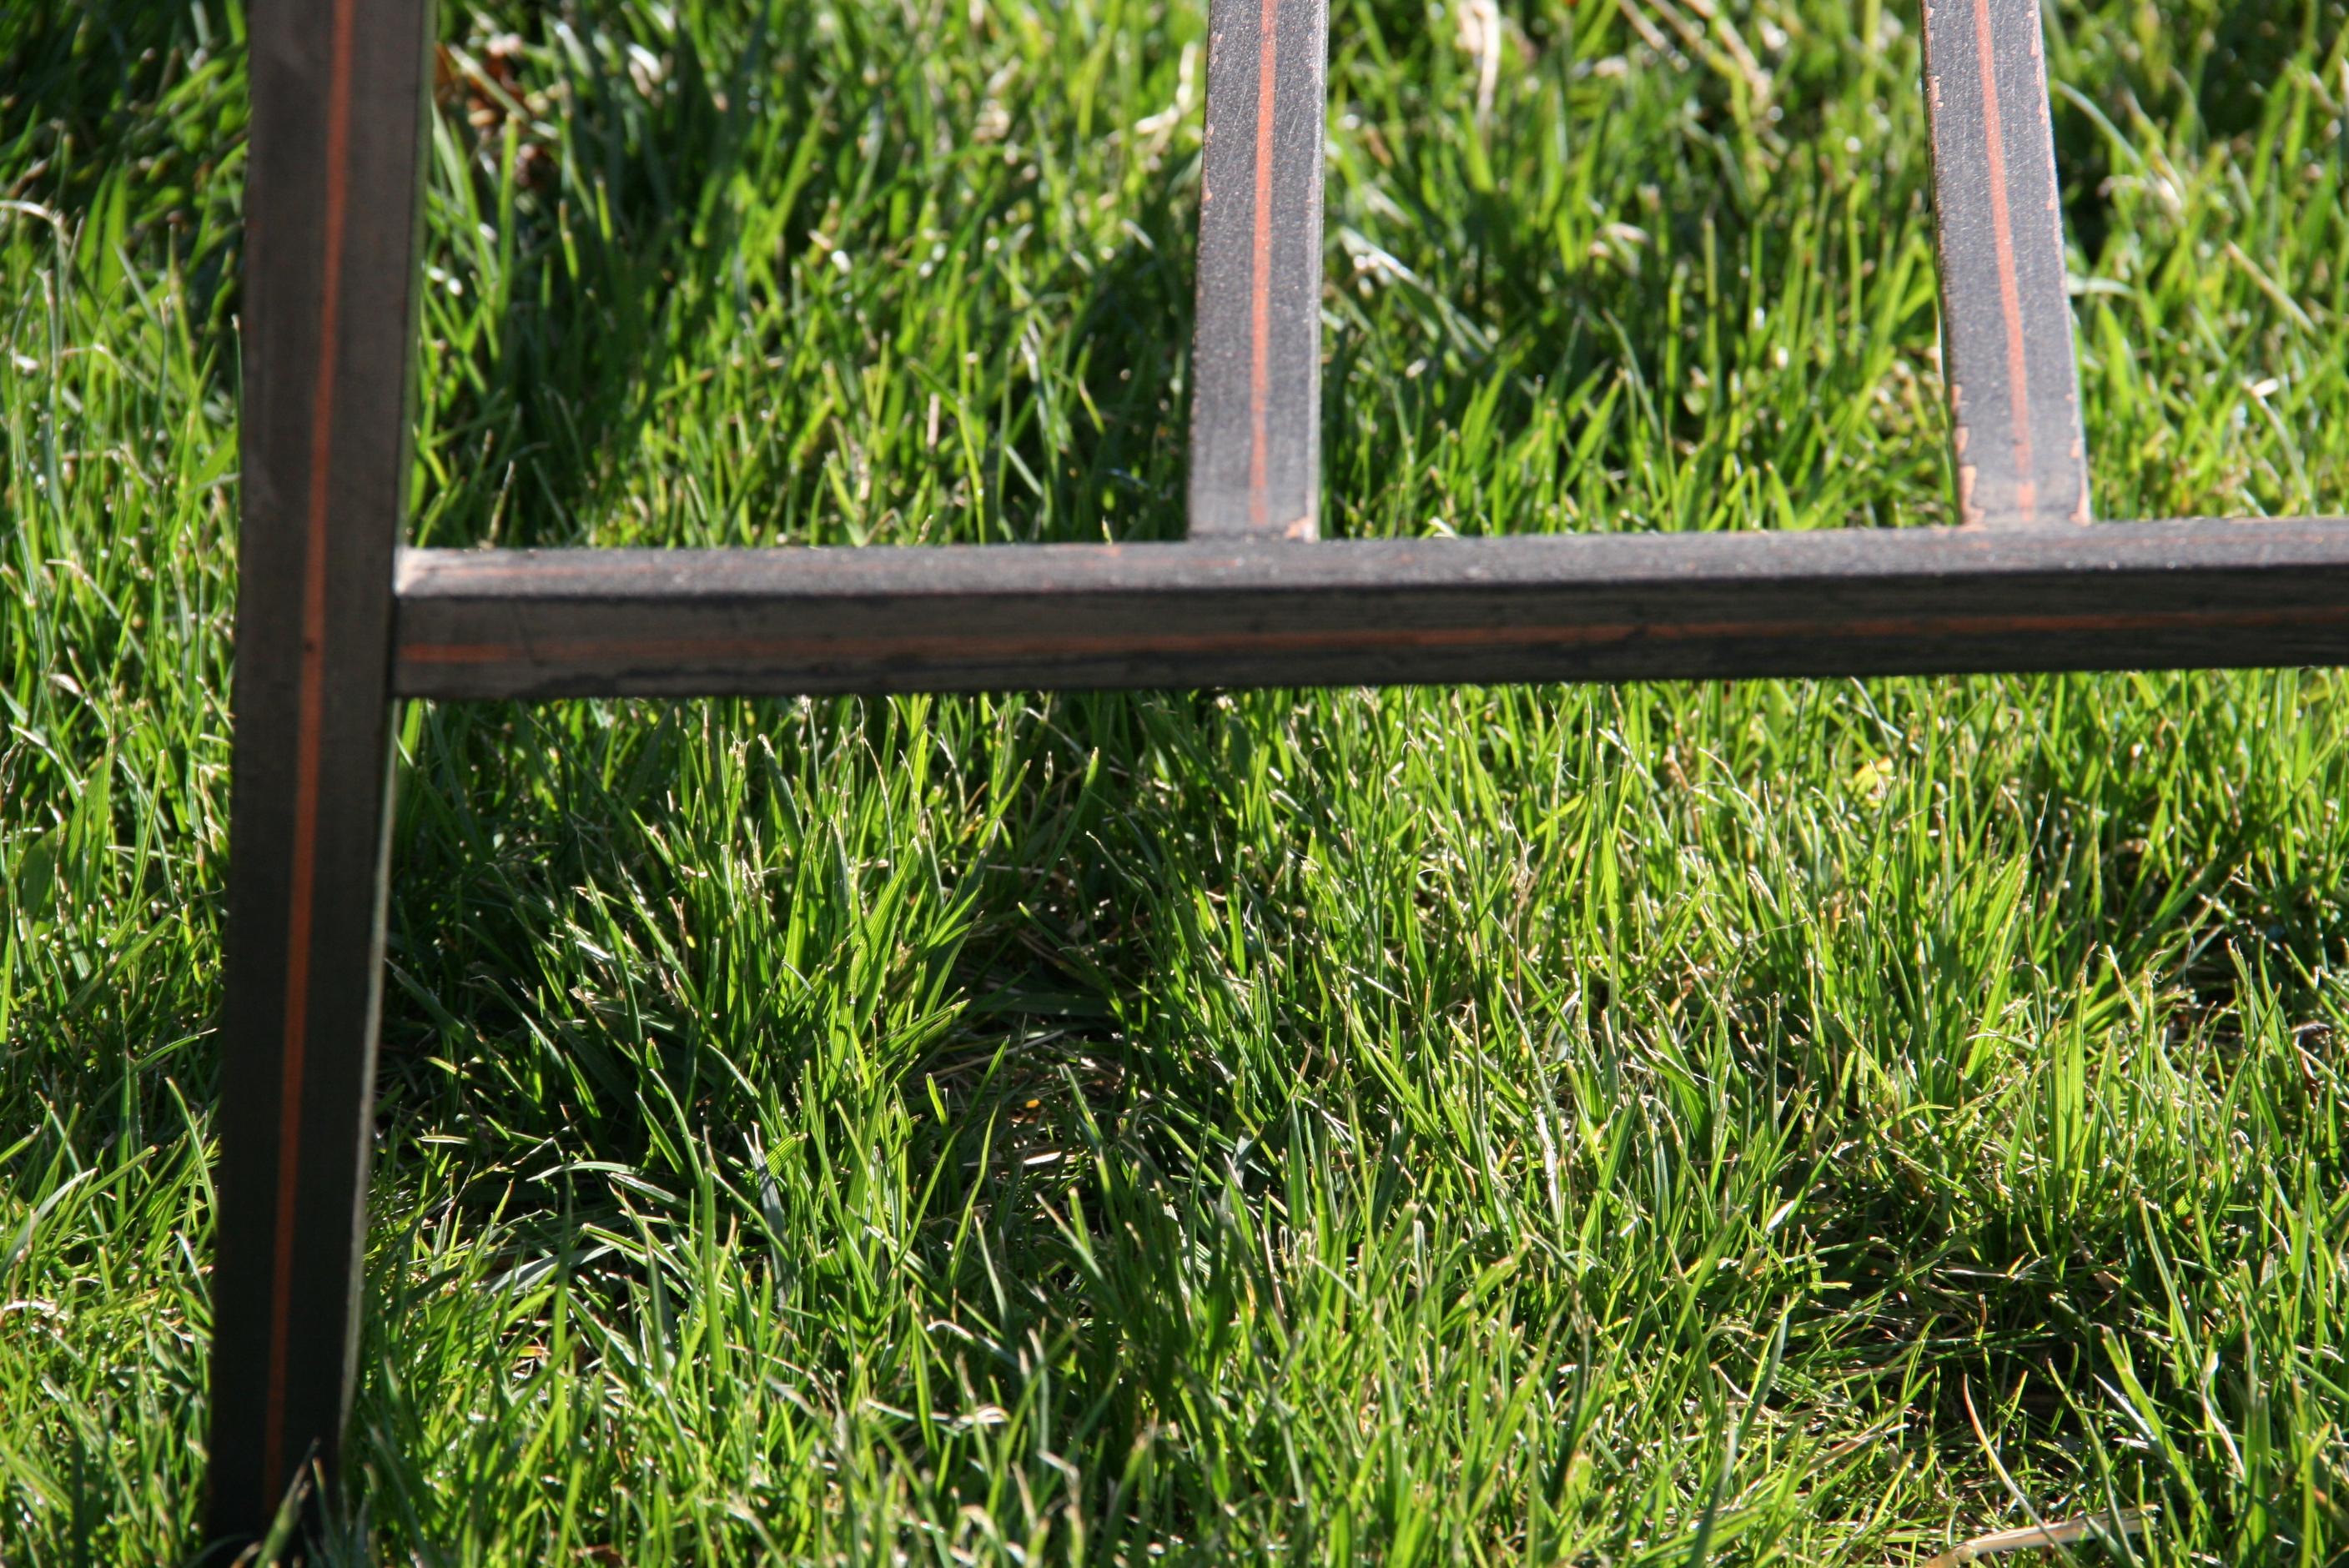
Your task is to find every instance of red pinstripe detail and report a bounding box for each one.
[1971,0,2037,516]
[266,0,359,1505]
[1247,0,1280,533]
[395,599,2349,675]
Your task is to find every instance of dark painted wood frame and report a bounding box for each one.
[210,0,435,1542]
[205,0,2348,1547]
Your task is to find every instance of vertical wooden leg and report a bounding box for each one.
[205,0,436,1545]
[1918,0,2092,527]
[1186,0,1329,540]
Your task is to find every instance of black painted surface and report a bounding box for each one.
[1188,0,1327,538]
[208,0,434,1544]
[1920,0,2091,525]
[393,521,2349,699]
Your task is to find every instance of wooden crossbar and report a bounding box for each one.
[390,524,2349,699]
[200,0,2341,1547]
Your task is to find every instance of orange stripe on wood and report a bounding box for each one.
[1969,0,2037,517]
[1247,0,1280,534]
[265,0,359,1506]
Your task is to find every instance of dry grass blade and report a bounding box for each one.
[1921,1507,2153,1567]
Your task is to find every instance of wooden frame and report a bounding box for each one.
[394,525,2349,698]
[204,0,2349,1545]
[209,0,433,1537]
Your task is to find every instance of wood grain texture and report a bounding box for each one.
[208,0,434,1544]
[393,520,2349,699]
[1188,0,1327,539]
[1919,0,2091,526]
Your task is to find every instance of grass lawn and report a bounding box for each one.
[7,0,2349,1559]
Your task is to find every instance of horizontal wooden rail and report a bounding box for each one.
[393,519,2349,700]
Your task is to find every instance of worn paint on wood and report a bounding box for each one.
[393,521,2349,699]
[1189,0,1327,539]
[207,0,434,1545]
[1920,0,2090,526]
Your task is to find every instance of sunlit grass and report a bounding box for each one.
[3,0,2347,1560]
